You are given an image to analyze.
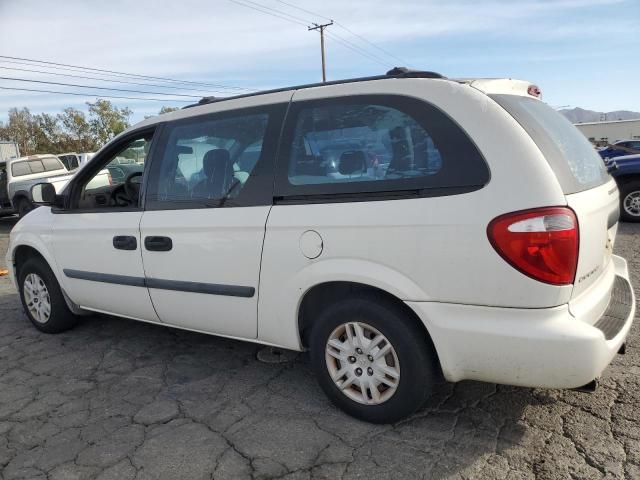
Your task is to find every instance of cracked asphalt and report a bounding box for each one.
[0,215,638,480]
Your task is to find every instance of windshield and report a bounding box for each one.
[491,94,609,194]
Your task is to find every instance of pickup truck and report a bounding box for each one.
[2,154,112,218]
[607,153,640,222]
[3,154,75,217]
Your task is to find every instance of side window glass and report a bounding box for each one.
[288,104,443,186]
[42,157,63,172]
[11,162,31,177]
[76,135,152,210]
[147,113,269,207]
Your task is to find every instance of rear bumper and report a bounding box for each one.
[407,255,635,389]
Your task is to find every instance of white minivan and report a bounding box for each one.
[6,69,635,423]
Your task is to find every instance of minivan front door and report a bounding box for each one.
[51,132,159,322]
[139,100,287,339]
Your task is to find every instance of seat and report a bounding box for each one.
[191,149,234,199]
[338,150,367,177]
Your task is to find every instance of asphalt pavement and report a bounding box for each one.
[0,215,639,480]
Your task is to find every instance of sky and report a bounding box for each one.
[0,0,639,124]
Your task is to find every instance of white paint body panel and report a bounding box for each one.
[408,255,634,387]
[139,207,270,338]
[258,79,570,349]
[50,211,158,322]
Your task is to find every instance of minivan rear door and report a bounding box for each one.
[490,94,616,299]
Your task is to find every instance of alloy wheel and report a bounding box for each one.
[623,190,640,217]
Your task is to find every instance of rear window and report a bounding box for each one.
[11,157,64,177]
[491,94,609,194]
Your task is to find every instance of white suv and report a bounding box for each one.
[6,70,635,423]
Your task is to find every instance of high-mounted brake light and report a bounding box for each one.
[527,85,541,98]
[487,207,579,285]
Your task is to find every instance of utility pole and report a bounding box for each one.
[308,21,333,82]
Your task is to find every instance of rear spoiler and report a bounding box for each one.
[461,78,542,99]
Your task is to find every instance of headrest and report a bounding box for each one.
[202,149,230,177]
[339,150,366,175]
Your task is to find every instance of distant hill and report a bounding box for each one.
[559,107,640,124]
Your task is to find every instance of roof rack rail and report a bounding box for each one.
[185,67,446,109]
[386,67,445,79]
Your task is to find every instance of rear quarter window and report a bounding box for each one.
[490,94,609,194]
[275,95,489,200]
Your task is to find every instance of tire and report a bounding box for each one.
[309,295,440,423]
[16,197,34,218]
[620,180,640,223]
[17,257,79,333]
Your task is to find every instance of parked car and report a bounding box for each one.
[0,141,20,163]
[106,162,144,184]
[0,142,20,215]
[605,153,640,221]
[4,154,72,217]
[78,152,95,169]
[1,154,111,218]
[6,69,634,423]
[57,152,81,172]
[598,139,640,159]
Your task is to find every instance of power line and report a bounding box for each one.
[227,0,307,27]
[0,76,205,98]
[227,0,393,69]
[332,22,410,66]
[325,32,392,68]
[273,0,409,66]
[0,55,253,91]
[273,0,332,22]
[0,86,193,103]
[237,0,310,24]
[0,65,229,95]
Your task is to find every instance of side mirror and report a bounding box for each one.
[31,183,57,205]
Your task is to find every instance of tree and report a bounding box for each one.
[158,106,179,115]
[0,108,38,155]
[87,100,132,147]
[34,113,63,153]
[58,108,95,152]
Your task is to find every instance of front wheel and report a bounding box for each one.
[310,296,440,423]
[620,180,640,222]
[18,257,79,333]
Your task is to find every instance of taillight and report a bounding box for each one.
[487,207,579,285]
[107,172,113,186]
[527,84,541,98]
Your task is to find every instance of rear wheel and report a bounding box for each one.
[16,197,34,218]
[18,257,79,333]
[620,180,640,222]
[309,295,440,423]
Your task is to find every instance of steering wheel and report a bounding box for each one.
[109,171,143,207]
[124,171,143,201]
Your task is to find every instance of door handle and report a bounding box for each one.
[144,236,173,252]
[113,235,137,250]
